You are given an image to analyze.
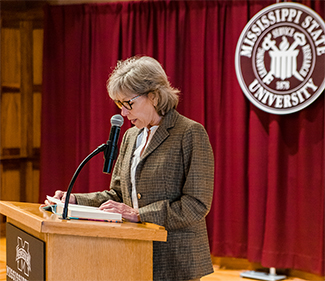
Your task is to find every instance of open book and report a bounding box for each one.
[45,195,122,222]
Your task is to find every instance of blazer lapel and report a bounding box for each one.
[141,109,179,160]
[123,127,142,203]
[124,109,179,201]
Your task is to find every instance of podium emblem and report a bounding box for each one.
[16,237,32,277]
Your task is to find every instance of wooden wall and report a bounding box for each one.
[0,0,126,237]
[1,2,44,235]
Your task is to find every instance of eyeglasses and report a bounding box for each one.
[114,94,143,110]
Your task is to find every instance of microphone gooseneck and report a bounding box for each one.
[61,114,124,220]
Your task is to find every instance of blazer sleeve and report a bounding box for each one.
[138,122,215,231]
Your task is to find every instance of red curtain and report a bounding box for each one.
[40,0,324,276]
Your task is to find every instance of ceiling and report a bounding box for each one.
[1,0,128,11]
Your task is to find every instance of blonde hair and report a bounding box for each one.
[107,56,179,116]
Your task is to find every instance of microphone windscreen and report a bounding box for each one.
[111,114,124,127]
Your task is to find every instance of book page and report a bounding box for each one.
[46,195,102,211]
[46,195,122,222]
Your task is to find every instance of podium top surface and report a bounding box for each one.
[0,201,167,242]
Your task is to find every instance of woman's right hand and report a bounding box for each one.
[43,190,76,205]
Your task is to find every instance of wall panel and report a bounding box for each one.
[1,4,44,236]
[1,93,21,150]
[1,28,20,87]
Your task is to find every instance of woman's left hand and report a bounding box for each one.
[99,200,140,222]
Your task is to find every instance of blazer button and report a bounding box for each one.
[137,193,142,200]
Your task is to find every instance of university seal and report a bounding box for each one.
[235,2,325,114]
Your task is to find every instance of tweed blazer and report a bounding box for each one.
[75,109,215,281]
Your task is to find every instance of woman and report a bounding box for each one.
[47,56,215,281]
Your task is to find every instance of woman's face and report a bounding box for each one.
[117,93,161,129]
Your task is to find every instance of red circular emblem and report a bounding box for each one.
[235,2,325,114]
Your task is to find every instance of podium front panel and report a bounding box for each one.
[0,201,167,281]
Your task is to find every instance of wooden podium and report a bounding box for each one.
[0,201,167,281]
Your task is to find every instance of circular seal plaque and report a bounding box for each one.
[235,2,325,114]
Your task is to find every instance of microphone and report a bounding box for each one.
[62,114,123,219]
[103,114,124,174]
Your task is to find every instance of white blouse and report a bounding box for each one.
[130,125,159,209]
